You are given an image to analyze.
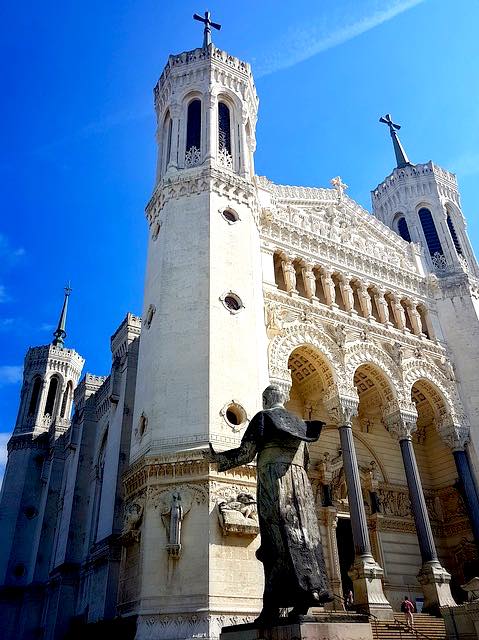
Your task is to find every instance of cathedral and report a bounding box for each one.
[1,18,479,640]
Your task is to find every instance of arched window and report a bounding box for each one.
[28,377,42,416]
[418,208,443,257]
[218,102,231,155]
[164,115,172,168]
[60,381,73,418]
[186,99,201,153]
[397,217,412,242]
[44,376,59,416]
[446,213,463,256]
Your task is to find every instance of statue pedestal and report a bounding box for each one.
[220,614,373,640]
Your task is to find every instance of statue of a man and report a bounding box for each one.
[204,385,332,624]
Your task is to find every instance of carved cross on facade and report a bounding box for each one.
[331,176,348,202]
[193,10,221,49]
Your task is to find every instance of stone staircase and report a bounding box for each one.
[371,613,446,640]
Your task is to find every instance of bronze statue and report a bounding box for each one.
[205,385,332,624]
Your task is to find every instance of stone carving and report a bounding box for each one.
[281,258,297,294]
[301,264,316,299]
[185,145,201,168]
[144,304,156,330]
[204,385,332,624]
[378,487,412,518]
[330,176,348,202]
[217,491,259,536]
[155,489,192,559]
[122,500,144,543]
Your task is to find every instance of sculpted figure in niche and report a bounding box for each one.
[281,259,297,293]
[204,385,332,624]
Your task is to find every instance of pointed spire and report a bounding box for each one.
[52,284,72,348]
[379,114,412,169]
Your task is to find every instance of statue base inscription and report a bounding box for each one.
[220,614,373,640]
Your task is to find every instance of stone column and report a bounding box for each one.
[325,392,393,619]
[206,92,217,164]
[168,103,181,169]
[385,409,456,612]
[440,422,479,546]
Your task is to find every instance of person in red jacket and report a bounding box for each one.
[401,596,415,629]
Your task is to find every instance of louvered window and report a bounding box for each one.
[397,217,412,242]
[418,208,443,256]
[446,214,463,255]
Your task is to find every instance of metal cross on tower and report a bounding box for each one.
[379,113,412,169]
[193,10,221,49]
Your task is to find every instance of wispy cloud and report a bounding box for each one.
[33,105,151,158]
[0,365,23,387]
[0,285,7,303]
[254,0,425,77]
[0,233,25,265]
[40,323,55,332]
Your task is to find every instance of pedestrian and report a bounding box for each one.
[401,596,415,630]
[345,589,354,610]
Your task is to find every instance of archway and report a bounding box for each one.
[411,378,476,601]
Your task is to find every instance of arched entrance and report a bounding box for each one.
[411,378,478,602]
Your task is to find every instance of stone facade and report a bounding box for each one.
[1,38,479,640]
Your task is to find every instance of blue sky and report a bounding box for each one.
[1,0,479,482]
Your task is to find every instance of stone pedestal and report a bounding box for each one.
[349,554,394,620]
[417,561,456,614]
[220,614,373,640]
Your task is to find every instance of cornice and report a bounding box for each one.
[146,166,258,226]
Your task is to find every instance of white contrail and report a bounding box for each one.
[254,0,426,78]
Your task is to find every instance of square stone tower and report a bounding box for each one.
[121,39,269,638]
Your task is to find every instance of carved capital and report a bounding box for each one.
[438,420,470,451]
[384,408,418,441]
[324,391,359,426]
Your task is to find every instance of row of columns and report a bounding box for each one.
[278,255,431,338]
[318,394,479,618]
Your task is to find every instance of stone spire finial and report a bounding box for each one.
[52,284,72,348]
[379,113,412,169]
[193,10,221,49]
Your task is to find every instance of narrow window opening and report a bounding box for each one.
[186,100,201,151]
[44,377,59,416]
[28,377,42,416]
[397,217,412,242]
[446,214,463,255]
[61,382,73,418]
[418,208,443,257]
[218,102,231,154]
[165,117,173,167]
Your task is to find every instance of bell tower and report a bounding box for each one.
[372,115,479,473]
[125,16,268,639]
[0,288,84,610]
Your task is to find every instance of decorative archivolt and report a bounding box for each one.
[268,323,344,390]
[403,359,463,422]
[344,342,403,403]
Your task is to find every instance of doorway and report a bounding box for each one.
[336,517,355,600]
